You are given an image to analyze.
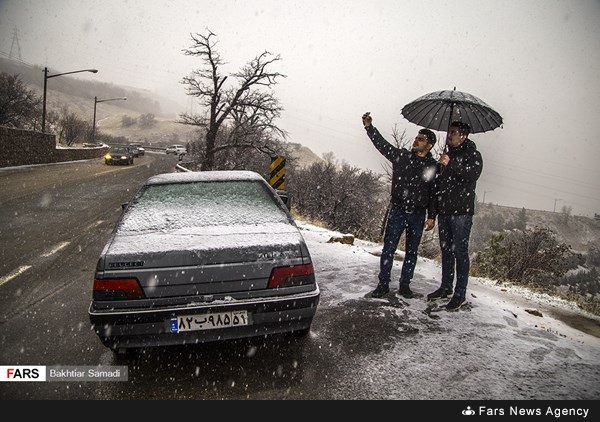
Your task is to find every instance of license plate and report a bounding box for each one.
[170,310,249,333]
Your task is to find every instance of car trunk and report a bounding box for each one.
[97,224,310,297]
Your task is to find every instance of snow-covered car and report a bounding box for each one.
[88,170,320,354]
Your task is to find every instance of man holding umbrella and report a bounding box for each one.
[427,121,483,310]
[362,112,438,299]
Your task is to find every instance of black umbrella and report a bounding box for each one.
[401,87,503,135]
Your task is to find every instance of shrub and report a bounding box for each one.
[474,226,572,287]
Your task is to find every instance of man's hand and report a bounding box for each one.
[439,153,450,166]
[424,218,435,231]
[362,112,372,128]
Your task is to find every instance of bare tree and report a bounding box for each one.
[0,72,41,130]
[121,115,137,127]
[139,113,156,128]
[55,106,88,146]
[179,30,287,170]
[560,204,572,225]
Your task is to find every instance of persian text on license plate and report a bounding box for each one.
[170,310,249,333]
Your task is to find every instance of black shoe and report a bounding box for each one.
[398,284,414,298]
[445,295,467,311]
[370,284,390,298]
[427,287,453,300]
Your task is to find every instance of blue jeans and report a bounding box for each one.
[437,215,473,299]
[378,205,426,287]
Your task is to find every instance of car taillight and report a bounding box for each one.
[267,263,315,289]
[93,278,145,300]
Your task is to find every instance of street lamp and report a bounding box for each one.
[42,66,98,132]
[92,96,127,143]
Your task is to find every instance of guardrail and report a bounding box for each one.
[141,146,166,152]
[175,163,193,172]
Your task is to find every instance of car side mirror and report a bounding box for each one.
[276,190,292,211]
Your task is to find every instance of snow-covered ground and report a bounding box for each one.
[296,220,600,400]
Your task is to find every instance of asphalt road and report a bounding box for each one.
[0,153,333,400]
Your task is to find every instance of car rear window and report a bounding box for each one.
[118,180,290,233]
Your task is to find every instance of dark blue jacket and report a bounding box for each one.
[434,138,483,216]
[366,126,437,218]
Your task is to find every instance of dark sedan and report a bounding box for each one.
[104,145,134,165]
[130,143,145,156]
[88,170,320,354]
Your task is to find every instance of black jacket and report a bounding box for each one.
[366,126,437,218]
[434,138,483,216]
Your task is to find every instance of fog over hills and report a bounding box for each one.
[1,56,325,165]
[0,57,173,118]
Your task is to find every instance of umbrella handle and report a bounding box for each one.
[443,102,454,155]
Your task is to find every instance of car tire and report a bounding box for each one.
[289,327,311,338]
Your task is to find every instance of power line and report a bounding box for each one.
[0,50,38,69]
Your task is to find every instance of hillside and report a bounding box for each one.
[286,142,324,168]
[96,113,197,148]
[478,203,600,254]
[0,57,171,118]
[471,203,600,317]
[94,114,325,168]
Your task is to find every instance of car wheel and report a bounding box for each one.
[289,327,311,338]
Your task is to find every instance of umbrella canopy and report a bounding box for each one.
[401,88,503,134]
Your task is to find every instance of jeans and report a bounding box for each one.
[437,215,473,299]
[378,205,426,287]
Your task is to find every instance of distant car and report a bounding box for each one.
[88,170,320,354]
[128,145,141,157]
[165,144,187,155]
[104,145,134,165]
[130,143,145,156]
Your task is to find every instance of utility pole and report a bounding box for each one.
[483,190,491,204]
[553,198,563,213]
[92,96,127,143]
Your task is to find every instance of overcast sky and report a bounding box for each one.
[1,0,599,216]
